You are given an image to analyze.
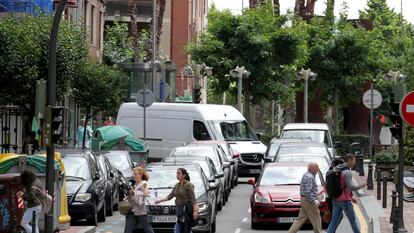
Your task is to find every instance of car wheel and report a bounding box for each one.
[106,196,114,216]
[222,192,226,206]
[234,178,238,187]
[217,197,223,211]
[225,189,229,202]
[87,206,98,226]
[98,201,106,222]
[211,214,217,233]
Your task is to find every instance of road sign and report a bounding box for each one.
[363,89,382,109]
[136,89,154,108]
[400,91,414,126]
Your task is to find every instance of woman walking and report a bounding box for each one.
[18,170,43,233]
[155,168,199,233]
[124,167,154,233]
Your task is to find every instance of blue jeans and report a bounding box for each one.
[174,222,193,233]
[327,200,360,233]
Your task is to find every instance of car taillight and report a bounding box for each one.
[232,151,240,158]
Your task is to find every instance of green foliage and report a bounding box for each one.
[332,135,370,157]
[374,147,397,165]
[103,22,134,66]
[404,126,414,166]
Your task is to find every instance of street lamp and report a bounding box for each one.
[229,66,250,114]
[180,65,193,102]
[297,69,317,123]
[202,66,213,104]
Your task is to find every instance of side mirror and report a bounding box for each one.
[264,157,273,163]
[256,133,262,140]
[208,178,215,183]
[223,162,231,168]
[94,174,100,181]
[215,173,224,179]
[133,162,138,167]
[208,182,218,191]
[247,178,256,185]
[334,141,342,148]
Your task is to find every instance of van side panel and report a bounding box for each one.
[162,117,190,157]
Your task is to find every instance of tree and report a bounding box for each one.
[103,22,134,66]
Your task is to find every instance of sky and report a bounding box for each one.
[209,0,414,24]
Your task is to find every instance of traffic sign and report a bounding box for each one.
[363,89,382,109]
[136,89,154,108]
[400,91,414,126]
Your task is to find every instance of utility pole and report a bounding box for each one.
[229,66,250,114]
[152,0,157,95]
[297,69,317,123]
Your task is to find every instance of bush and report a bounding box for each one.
[373,147,397,165]
[404,126,414,166]
[332,135,370,157]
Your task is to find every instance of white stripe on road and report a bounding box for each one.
[235,227,242,233]
[242,217,248,222]
[407,105,414,113]
[247,207,251,213]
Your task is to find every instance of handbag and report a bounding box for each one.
[119,196,132,215]
[31,186,52,214]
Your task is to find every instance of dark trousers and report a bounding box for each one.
[124,213,154,233]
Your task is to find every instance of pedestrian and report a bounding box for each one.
[287,162,322,233]
[155,168,199,233]
[104,116,116,126]
[124,167,154,233]
[22,131,39,155]
[18,170,43,233]
[327,157,345,227]
[76,118,93,148]
[327,153,366,233]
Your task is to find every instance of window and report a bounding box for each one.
[193,120,211,140]
[90,4,95,45]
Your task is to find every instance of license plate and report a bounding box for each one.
[249,169,261,174]
[152,215,177,223]
[277,217,296,223]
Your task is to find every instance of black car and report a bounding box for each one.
[103,150,134,182]
[162,156,225,211]
[62,150,107,225]
[97,154,120,216]
[146,162,218,233]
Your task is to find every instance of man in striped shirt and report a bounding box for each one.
[288,162,322,233]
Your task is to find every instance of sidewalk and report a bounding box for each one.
[59,226,96,233]
[354,164,414,233]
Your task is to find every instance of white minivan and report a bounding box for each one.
[116,103,267,177]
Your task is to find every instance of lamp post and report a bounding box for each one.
[297,69,317,123]
[202,66,213,104]
[180,65,193,102]
[229,66,250,114]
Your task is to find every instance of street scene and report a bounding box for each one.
[2,0,414,233]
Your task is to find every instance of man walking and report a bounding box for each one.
[327,153,366,233]
[288,162,322,233]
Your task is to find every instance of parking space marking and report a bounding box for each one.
[241,217,248,222]
[235,227,242,233]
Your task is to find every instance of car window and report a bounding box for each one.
[104,152,132,171]
[207,158,219,176]
[193,120,212,140]
[282,130,332,147]
[208,120,259,141]
[266,142,282,158]
[260,166,321,186]
[98,157,108,178]
[63,157,91,179]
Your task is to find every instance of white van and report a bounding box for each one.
[117,103,267,177]
[280,123,336,157]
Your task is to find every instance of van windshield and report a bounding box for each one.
[282,130,332,147]
[208,120,259,141]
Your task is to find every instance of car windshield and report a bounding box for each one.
[172,149,222,172]
[276,156,330,174]
[63,157,91,179]
[104,152,131,171]
[277,146,328,156]
[260,166,322,186]
[163,157,213,178]
[208,120,259,141]
[282,130,331,147]
[147,168,205,197]
[266,142,283,158]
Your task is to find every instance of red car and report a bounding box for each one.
[249,162,330,229]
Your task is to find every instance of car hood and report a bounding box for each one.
[257,185,325,201]
[228,141,267,154]
[66,179,92,195]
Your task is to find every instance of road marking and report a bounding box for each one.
[242,217,248,222]
[235,227,242,233]
[247,207,251,213]
[353,202,368,233]
[407,105,414,112]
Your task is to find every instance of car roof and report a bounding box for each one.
[283,123,329,130]
[164,156,210,162]
[269,138,312,144]
[147,162,202,171]
[175,145,216,151]
[266,162,310,168]
[279,142,328,148]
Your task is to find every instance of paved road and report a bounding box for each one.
[95,179,364,233]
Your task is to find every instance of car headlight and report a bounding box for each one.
[198,202,208,212]
[75,193,92,202]
[254,193,270,204]
[319,192,326,202]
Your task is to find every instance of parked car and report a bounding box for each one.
[146,162,218,233]
[171,145,231,203]
[189,140,239,188]
[96,154,120,216]
[249,162,330,229]
[103,150,134,182]
[280,123,336,157]
[162,155,225,211]
[62,150,107,225]
[264,138,312,162]
[274,142,332,161]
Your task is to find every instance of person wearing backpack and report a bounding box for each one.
[18,170,43,233]
[288,163,323,233]
[326,153,366,233]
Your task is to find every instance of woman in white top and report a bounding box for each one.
[124,167,154,233]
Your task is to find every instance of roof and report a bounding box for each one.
[119,102,244,121]
[283,123,329,131]
[266,162,309,168]
[164,156,209,162]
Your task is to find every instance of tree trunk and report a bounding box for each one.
[294,0,316,20]
[249,0,265,8]
[128,0,140,62]
[294,0,305,16]
[82,106,91,150]
[273,0,280,16]
[156,0,166,47]
[305,0,317,16]
[333,90,339,135]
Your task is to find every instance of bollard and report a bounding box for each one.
[367,163,374,190]
[32,210,36,232]
[359,155,365,176]
[383,176,387,208]
[377,169,381,200]
[393,207,400,232]
[390,190,397,223]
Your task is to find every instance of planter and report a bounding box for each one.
[375,164,396,181]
